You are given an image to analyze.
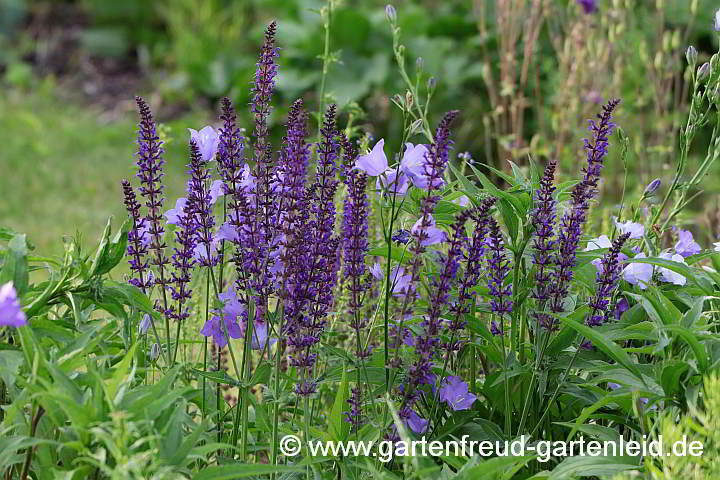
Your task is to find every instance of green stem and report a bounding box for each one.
[500,320,511,435]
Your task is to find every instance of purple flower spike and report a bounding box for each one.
[446,198,496,349]
[675,229,702,257]
[188,126,220,162]
[344,387,365,432]
[550,99,620,314]
[439,376,477,411]
[343,151,371,345]
[134,96,171,303]
[186,140,217,268]
[122,179,151,291]
[531,159,557,303]
[392,229,411,245]
[0,282,26,327]
[168,191,196,321]
[487,217,512,316]
[587,232,630,326]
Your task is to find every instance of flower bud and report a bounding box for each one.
[138,313,151,334]
[697,62,710,82]
[416,57,424,73]
[385,4,397,23]
[427,76,436,91]
[686,45,697,67]
[405,91,413,108]
[643,178,661,197]
[150,343,160,360]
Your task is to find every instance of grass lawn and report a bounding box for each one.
[0,83,206,257]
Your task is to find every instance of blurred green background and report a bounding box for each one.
[2,0,720,255]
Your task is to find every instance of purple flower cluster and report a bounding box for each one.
[445,198,496,352]
[530,159,558,330]
[487,217,512,328]
[587,233,631,326]
[122,180,150,291]
[133,96,173,318]
[342,145,371,340]
[549,99,620,314]
[285,107,342,396]
[186,141,217,267]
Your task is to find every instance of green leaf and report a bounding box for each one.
[368,246,412,265]
[547,454,640,479]
[191,369,243,387]
[89,218,129,277]
[558,315,646,386]
[249,362,271,386]
[660,360,690,396]
[662,324,708,372]
[455,455,536,480]
[0,350,23,390]
[106,343,138,406]
[329,364,350,442]
[192,464,303,480]
[0,234,29,295]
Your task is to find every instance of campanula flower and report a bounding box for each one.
[250,321,276,350]
[390,266,414,296]
[614,219,644,239]
[411,215,447,246]
[356,139,388,176]
[715,8,720,31]
[584,235,612,251]
[452,195,470,207]
[215,222,239,243]
[675,229,702,257]
[714,241,720,252]
[377,169,409,195]
[657,252,687,286]
[439,376,477,411]
[189,126,220,162]
[370,262,384,280]
[200,312,243,348]
[0,282,26,327]
[209,180,225,204]
[165,197,188,225]
[614,297,630,319]
[403,408,428,434]
[401,143,443,190]
[623,253,653,289]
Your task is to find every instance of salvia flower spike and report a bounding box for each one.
[550,99,620,314]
